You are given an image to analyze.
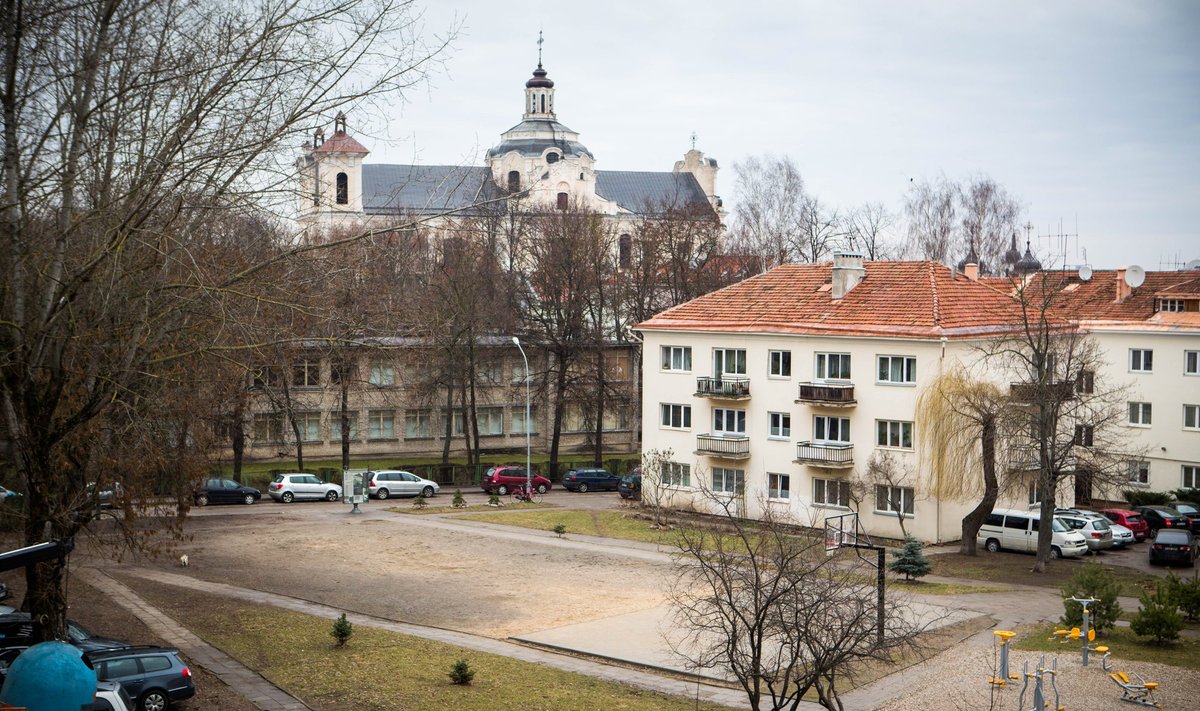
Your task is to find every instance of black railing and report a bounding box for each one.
[795,441,854,467]
[796,382,856,405]
[696,376,751,399]
[696,434,751,458]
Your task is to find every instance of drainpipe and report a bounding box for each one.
[936,336,947,544]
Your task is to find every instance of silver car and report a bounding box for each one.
[1056,511,1115,552]
[268,473,342,503]
[368,470,439,500]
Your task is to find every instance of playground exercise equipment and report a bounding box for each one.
[1107,669,1161,708]
[1053,595,1104,666]
[988,630,1019,687]
[1017,654,1063,711]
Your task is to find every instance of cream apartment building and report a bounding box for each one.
[636,254,1200,544]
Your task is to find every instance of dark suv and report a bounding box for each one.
[480,466,550,495]
[562,468,620,493]
[618,470,641,500]
[85,645,195,711]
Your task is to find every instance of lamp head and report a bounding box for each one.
[512,336,520,346]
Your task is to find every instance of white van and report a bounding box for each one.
[976,508,1088,559]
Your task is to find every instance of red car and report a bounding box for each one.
[1099,508,1150,542]
[480,466,551,495]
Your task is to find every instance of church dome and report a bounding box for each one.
[956,243,986,273]
[1015,241,1042,275]
[525,64,554,88]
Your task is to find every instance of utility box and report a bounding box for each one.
[342,469,368,506]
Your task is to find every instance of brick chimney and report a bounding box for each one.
[831,251,866,300]
[1115,267,1131,303]
[963,263,980,281]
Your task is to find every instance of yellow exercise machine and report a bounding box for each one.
[988,630,1019,687]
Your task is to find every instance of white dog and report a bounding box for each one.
[179,554,189,567]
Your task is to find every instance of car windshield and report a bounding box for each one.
[1175,503,1198,515]
[1050,518,1069,532]
[1156,530,1189,544]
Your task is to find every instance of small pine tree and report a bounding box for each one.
[487,493,501,507]
[1130,580,1183,644]
[553,523,567,538]
[331,613,353,647]
[452,489,467,508]
[1060,560,1122,631]
[412,495,428,510]
[448,658,475,685]
[1177,573,1200,622]
[888,535,932,582]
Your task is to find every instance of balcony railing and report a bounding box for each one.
[695,434,751,459]
[796,382,856,406]
[794,441,854,468]
[695,376,751,400]
[1009,381,1077,402]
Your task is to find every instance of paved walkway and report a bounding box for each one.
[77,568,312,711]
[110,565,770,710]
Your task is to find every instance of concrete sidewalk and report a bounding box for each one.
[77,568,312,711]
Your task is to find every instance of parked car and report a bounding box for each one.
[480,466,550,495]
[976,508,1089,559]
[1098,508,1150,541]
[191,478,261,507]
[368,470,439,499]
[618,470,642,500]
[1148,529,1199,567]
[561,468,620,493]
[1054,510,1115,552]
[87,481,125,509]
[1169,501,1200,533]
[84,645,194,711]
[1105,521,1136,547]
[0,613,127,653]
[1134,505,1190,537]
[268,473,342,503]
[94,680,136,711]
[0,485,19,499]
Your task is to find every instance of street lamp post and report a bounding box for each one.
[512,337,532,497]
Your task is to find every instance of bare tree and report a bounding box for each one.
[842,201,897,260]
[903,176,959,264]
[903,174,1022,270]
[960,176,1022,270]
[669,487,926,710]
[728,155,807,268]
[795,195,844,263]
[863,452,916,539]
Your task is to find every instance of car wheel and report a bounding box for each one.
[139,689,169,711]
[376,488,389,500]
[421,486,434,498]
[984,538,1001,553]
[497,485,509,496]
[536,483,548,494]
[578,483,589,493]
[281,491,294,503]
[326,489,339,501]
[243,494,256,505]
[195,494,209,507]
[1050,546,1061,560]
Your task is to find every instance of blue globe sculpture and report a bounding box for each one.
[0,641,97,711]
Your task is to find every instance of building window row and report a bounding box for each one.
[249,406,549,444]
[712,467,745,494]
[664,462,691,487]
[658,346,923,386]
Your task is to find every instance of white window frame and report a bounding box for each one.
[876,355,916,385]
[1127,460,1150,486]
[298,412,321,442]
[713,348,747,376]
[511,407,538,435]
[1187,350,1199,376]
[405,409,431,438]
[660,403,692,429]
[664,462,691,487]
[1184,404,1200,431]
[1128,401,1152,427]
[478,407,504,436]
[369,360,396,386]
[813,415,850,443]
[768,350,792,379]
[712,467,745,494]
[1129,349,1153,373]
[815,352,851,381]
[875,419,913,449]
[875,484,914,517]
[368,410,395,440]
[661,346,692,372]
[293,359,321,388]
[813,477,851,508]
[1182,464,1200,489]
[713,408,747,436]
[768,473,790,500]
[768,411,791,439]
[1159,298,1185,312]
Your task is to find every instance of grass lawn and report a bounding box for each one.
[1012,623,1200,670]
[889,580,1014,596]
[126,578,739,711]
[930,552,1158,597]
[454,509,675,545]
[387,502,557,515]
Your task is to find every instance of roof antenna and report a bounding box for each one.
[537,29,544,66]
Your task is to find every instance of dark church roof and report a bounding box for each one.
[486,120,594,160]
[362,164,712,217]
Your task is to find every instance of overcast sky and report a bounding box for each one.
[353,1,1198,270]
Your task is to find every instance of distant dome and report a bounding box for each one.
[957,243,986,273]
[1015,241,1042,275]
[1002,233,1022,267]
[525,64,554,88]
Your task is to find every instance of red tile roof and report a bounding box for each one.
[314,130,369,155]
[1019,270,1200,322]
[636,261,1030,339]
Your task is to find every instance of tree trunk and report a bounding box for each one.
[549,352,568,479]
[339,375,350,470]
[231,396,245,483]
[593,347,605,467]
[440,381,453,464]
[959,413,999,555]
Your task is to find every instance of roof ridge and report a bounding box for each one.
[929,263,942,325]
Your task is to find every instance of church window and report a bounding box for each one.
[507,171,520,192]
[541,94,546,113]
[335,172,348,205]
[546,152,559,164]
[556,192,568,210]
[619,235,632,269]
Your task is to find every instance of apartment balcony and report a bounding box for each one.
[794,441,854,469]
[695,434,751,460]
[695,376,751,400]
[795,382,857,407]
[1009,381,1076,403]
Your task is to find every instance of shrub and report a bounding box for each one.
[448,658,475,685]
[452,489,467,508]
[1162,572,1200,622]
[412,495,428,510]
[487,493,501,507]
[1123,490,1172,507]
[1130,581,1183,644]
[888,535,931,582]
[553,523,567,538]
[1060,560,1122,631]
[1171,488,1200,504]
[331,613,353,647]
